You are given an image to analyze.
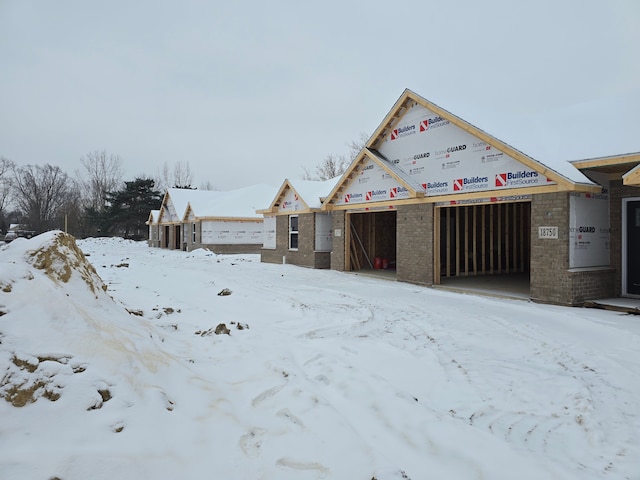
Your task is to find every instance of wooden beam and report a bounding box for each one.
[481,206,486,275]
[464,207,469,276]
[434,207,441,284]
[505,203,510,274]
[473,206,478,275]
[446,208,451,277]
[455,208,460,277]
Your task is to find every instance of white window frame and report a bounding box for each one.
[289,215,299,250]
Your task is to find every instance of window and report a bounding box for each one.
[192,223,197,243]
[289,215,299,250]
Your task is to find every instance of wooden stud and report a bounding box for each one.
[497,204,502,273]
[446,208,451,277]
[472,207,478,275]
[513,202,518,273]
[489,205,494,274]
[455,208,460,277]
[505,203,510,273]
[481,206,486,274]
[434,207,441,284]
[464,207,469,276]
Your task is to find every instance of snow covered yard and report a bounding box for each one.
[1,232,639,479]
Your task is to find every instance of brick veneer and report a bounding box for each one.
[330,211,347,271]
[396,204,434,286]
[261,213,330,268]
[530,192,614,305]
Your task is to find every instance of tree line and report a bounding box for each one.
[0,151,200,240]
[1,134,368,240]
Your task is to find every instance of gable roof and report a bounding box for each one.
[184,184,276,221]
[159,188,216,223]
[324,88,626,207]
[146,210,160,225]
[259,177,339,214]
[367,89,598,188]
[323,148,424,209]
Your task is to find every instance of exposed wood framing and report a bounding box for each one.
[571,154,640,170]
[623,163,640,186]
[436,201,531,278]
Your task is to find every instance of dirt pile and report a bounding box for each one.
[27,231,107,296]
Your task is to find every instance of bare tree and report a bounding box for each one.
[155,161,195,191]
[347,132,369,160]
[173,160,193,189]
[77,150,124,212]
[199,180,216,191]
[0,157,15,232]
[11,164,70,233]
[0,157,14,214]
[302,132,369,181]
[302,154,350,181]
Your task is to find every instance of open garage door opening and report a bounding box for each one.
[347,211,397,273]
[435,202,531,297]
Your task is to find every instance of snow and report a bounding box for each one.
[188,184,277,219]
[1,232,640,480]
[165,184,277,221]
[288,178,339,209]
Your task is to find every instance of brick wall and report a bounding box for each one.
[260,213,330,268]
[396,204,434,286]
[530,192,571,303]
[530,192,615,305]
[331,211,346,271]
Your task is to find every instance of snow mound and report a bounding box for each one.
[0,232,176,412]
[27,231,106,294]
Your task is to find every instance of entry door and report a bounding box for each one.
[626,200,640,295]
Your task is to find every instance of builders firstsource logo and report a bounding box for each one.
[390,124,416,140]
[453,176,489,191]
[419,115,449,132]
[343,193,363,203]
[389,186,409,199]
[365,189,387,201]
[423,181,448,195]
[495,170,539,187]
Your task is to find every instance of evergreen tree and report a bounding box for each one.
[92,178,162,239]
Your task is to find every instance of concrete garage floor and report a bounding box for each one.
[435,273,530,300]
[352,270,531,301]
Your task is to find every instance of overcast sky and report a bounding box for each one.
[1,0,638,190]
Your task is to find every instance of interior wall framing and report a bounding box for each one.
[345,211,396,271]
[435,201,531,280]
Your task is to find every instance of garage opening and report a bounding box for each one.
[174,225,181,250]
[436,202,531,296]
[347,211,396,272]
[163,226,170,248]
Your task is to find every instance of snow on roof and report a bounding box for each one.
[408,88,640,185]
[149,210,160,223]
[186,184,277,219]
[289,177,340,209]
[164,188,217,219]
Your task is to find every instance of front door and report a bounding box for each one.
[625,200,640,295]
